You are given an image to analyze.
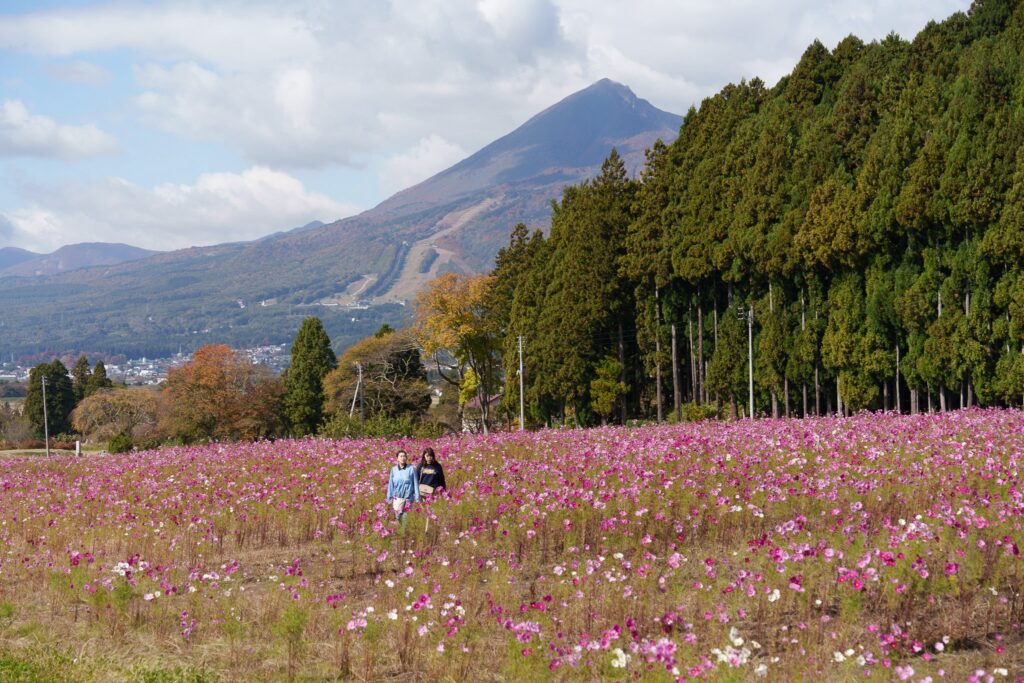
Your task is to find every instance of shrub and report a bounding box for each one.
[666,402,719,423]
[107,432,133,454]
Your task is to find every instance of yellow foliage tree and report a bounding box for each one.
[71,387,159,441]
[413,273,500,433]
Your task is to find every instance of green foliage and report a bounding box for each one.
[23,360,75,438]
[86,361,113,396]
[284,317,337,436]
[273,603,308,681]
[590,356,628,423]
[108,431,133,454]
[486,5,1024,419]
[71,355,91,403]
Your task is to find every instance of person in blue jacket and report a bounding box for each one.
[386,449,420,531]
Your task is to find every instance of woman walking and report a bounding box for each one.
[416,447,446,498]
[386,449,420,532]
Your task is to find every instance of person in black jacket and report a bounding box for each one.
[416,447,446,498]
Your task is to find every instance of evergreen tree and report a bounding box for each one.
[87,361,113,395]
[24,360,75,438]
[284,317,337,435]
[71,355,91,403]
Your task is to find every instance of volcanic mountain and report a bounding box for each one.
[0,79,681,358]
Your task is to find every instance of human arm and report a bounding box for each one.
[412,467,421,502]
[386,467,394,502]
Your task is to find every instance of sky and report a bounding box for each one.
[0,0,971,254]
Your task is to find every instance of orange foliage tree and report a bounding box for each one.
[160,344,284,443]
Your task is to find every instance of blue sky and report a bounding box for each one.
[0,0,970,253]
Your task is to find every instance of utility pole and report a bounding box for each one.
[517,335,525,431]
[654,288,663,423]
[671,323,681,421]
[895,345,901,414]
[737,305,754,419]
[747,305,754,420]
[41,375,50,457]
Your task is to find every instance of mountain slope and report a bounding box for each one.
[1,243,158,277]
[0,80,680,359]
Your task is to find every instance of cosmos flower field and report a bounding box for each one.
[1,411,1022,681]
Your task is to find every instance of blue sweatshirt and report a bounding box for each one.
[387,465,421,502]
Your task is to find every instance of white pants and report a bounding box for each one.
[392,498,408,516]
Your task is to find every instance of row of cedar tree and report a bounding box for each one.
[17,0,1024,443]
[477,0,1024,425]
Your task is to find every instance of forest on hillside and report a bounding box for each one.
[479,0,1024,425]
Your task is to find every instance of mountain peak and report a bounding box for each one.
[377,80,681,216]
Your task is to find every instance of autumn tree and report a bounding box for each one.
[414,273,500,433]
[322,326,431,422]
[160,344,284,443]
[71,387,160,441]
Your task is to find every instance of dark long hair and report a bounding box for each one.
[418,447,437,468]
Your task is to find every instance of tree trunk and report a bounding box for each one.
[688,313,697,404]
[729,395,737,420]
[883,380,889,412]
[655,289,663,422]
[697,291,704,405]
[814,363,820,417]
[939,384,946,412]
[671,323,681,422]
[655,336,663,422]
[618,321,627,425]
[784,377,790,418]
[813,306,820,416]
[895,345,901,414]
[802,383,808,418]
[836,378,843,417]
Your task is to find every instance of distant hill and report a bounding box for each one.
[1,243,158,277]
[0,80,680,359]
[0,247,37,271]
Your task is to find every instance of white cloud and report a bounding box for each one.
[0,0,969,170]
[44,60,112,86]
[0,99,118,159]
[0,0,974,249]
[380,135,468,195]
[2,166,357,252]
[0,1,578,169]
